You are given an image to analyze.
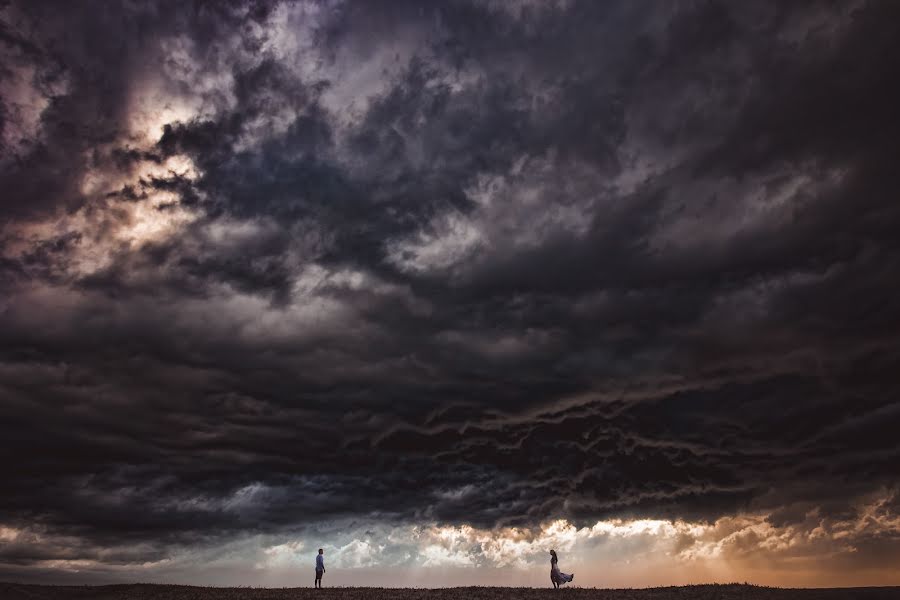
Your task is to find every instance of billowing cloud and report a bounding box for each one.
[2,0,900,587]
[3,489,899,586]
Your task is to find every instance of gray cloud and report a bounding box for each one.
[1,0,900,584]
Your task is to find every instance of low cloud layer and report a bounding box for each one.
[2,0,900,586]
[3,490,899,587]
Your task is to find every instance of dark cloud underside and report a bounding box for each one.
[1,0,900,579]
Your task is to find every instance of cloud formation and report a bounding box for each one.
[2,0,900,586]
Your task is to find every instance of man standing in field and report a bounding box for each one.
[315,548,325,588]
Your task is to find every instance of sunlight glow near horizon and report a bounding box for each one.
[6,493,898,588]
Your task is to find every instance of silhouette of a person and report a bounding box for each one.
[550,549,574,588]
[315,548,325,588]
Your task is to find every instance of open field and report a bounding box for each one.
[1,584,898,600]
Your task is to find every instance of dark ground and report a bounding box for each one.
[1,584,899,600]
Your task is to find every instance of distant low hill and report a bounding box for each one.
[2,583,899,600]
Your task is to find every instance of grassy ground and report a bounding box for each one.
[1,584,898,600]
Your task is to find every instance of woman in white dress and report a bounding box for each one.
[549,549,574,588]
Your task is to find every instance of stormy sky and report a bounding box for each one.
[1,0,900,588]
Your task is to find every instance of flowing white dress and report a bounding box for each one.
[551,559,574,585]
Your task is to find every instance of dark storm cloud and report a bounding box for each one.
[2,0,900,576]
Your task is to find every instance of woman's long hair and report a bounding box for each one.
[549,549,558,562]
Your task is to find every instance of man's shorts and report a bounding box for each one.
[315,569,324,580]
